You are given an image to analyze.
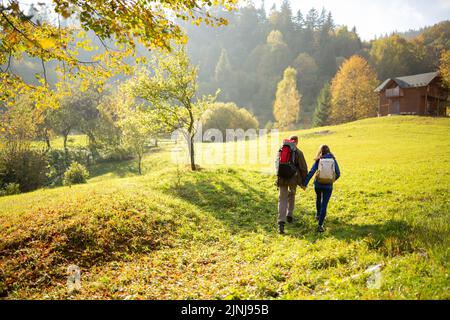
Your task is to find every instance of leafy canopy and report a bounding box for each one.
[273,66,301,130]
[0,0,237,109]
[330,55,378,124]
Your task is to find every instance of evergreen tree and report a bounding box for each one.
[258,0,267,23]
[270,3,276,13]
[260,30,292,79]
[334,26,363,58]
[294,10,305,30]
[318,7,327,29]
[325,12,335,30]
[323,11,335,33]
[315,9,336,77]
[293,53,320,114]
[278,0,295,42]
[312,82,331,127]
[273,67,302,130]
[305,8,319,31]
[214,48,234,101]
[302,8,318,54]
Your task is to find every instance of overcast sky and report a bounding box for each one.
[251,0,450,40]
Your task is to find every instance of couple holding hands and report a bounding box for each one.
[276,136,341,234]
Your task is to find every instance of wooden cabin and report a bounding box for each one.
[375,71,448,116]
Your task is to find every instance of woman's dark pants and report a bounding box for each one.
[315,187,332,226]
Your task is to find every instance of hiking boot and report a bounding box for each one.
[317,225,325,233]
[287,216,293,223]
[278,222,285,234]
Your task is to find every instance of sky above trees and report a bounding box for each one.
[254,0,450,40]
[18,0,450,41]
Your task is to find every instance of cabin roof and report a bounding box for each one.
[374,71,439,92]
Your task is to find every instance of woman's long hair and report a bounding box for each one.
[314,144,333,161]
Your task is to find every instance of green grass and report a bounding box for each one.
[32,134,88,150]
[0,116,449,299]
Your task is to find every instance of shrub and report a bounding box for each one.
[0,183,21,197]
[97,146,134,162]
[0,144,49,192]
[63,162,89,186]
[46,149,67,186]
[202,102,259,138]
[47,147,93,186]
[4,183,21,195]
[69,146,92,166]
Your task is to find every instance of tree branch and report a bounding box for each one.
[41,57,48,85]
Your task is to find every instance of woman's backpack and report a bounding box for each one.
[316,158,336,184]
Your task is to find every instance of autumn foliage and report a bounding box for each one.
[330,56,379,125]
[273,67,302,130]
[439,50,450,89]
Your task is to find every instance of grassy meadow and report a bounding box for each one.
[0,116,449,299]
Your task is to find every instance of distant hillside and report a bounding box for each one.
[390,25,432,40]
[3,1,449,127]
[377,20,450,41]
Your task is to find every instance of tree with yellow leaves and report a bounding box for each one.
[330,55,378,124]
[439,50,450,116]
[439,50,450,89]
[273,67,301,130]
[0,0,238,111]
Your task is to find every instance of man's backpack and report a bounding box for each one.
[277,139,298,178]
[316,158,336,184]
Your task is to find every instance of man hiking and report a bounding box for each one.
[276,135,308,234]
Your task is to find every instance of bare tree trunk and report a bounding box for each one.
[189,135,196,171]
[86,131,99,162]
[63,133,69,165]
[187,108,197,171]
[45,132,51,152]
[138,154,142,175]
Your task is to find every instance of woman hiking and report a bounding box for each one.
[302,145,340,233]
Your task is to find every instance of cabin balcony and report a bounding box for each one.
[385,87,403,98]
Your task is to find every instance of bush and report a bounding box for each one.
[47,147,93,186]
[46,149,67,186]
[0,183,21,197]
[63,162,89,186]
[202,102,259,138]
[0,144,49,192]
[97,146,134,162]
[69,146,92,166]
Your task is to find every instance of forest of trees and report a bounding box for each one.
[0,0,240,195]
[1,0,449,195]
[6,1,450,129]
[181,0,450,127]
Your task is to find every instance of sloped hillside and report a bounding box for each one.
[0,116,449,299]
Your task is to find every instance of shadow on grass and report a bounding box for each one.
[170,171,280,235]
[169,169,417,249]
[89,159,139,178]
[167,171,309,237]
